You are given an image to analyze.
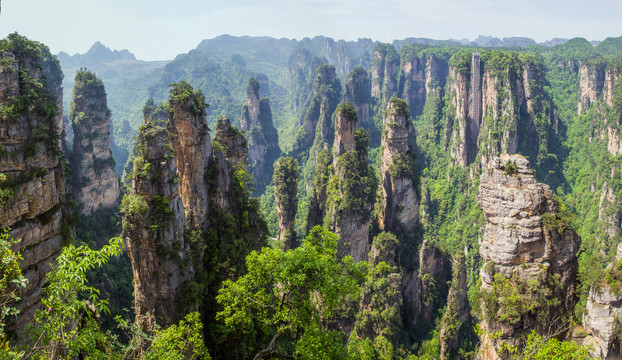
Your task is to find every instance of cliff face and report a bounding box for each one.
[577,62,622,156]
[286,48,324,114]
[370,44,399,102]
[215,116,247,169]
[212,117,248,214]
[343,66,371,129]
[324,108,376,261]
[241,78,280,193]
[477,154,579,359]
[448,54,551,168]
[582,244,622,359]
[399,53,449,117]
[70,71,119,215]
[333,103,358,161]
[168,84,212,229]
[123,123,192,329]
[273,157,298,250]
[294,63,341,155]
[0,35,70,335]
[377,97,419,236]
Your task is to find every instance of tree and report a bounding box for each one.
[217,226,368,359]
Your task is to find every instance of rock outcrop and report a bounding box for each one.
[293,63,341,155]
[333,103,358,161]
[377,97,419,236]
[399,48,449,117]
[447,53,551,167]
[241,78,280,193]
[122,122,193,329]
[273,157,298,250]
[370,43,399,102]
[214,116,247,169]
[582,244,622,359]
[477,154,579,359]
[168,82,212,229]
[343,67,371,129]
[324,106,375,261]
[0,34,70,336]
[70,70,119,215]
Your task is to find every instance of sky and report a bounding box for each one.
[0,0,620,61]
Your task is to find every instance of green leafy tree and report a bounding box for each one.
[217,226,368,359]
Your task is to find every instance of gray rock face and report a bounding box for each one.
[0,45,70,336]
[123,124,193,330]
[343,67,371,129]
[583,244,622,359]
[241,78,280,193]
[169,97,212,229]
[70,71,119,215]
[333,104,358,161]
[477,154,580,359]
[214,116,247,169]
[400,54,449,117]
[378,98,419,236]
[578,64,604,114]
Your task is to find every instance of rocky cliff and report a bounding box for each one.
[273,157,298,249]
[343,66,371,130]
[377,97,419,237]
[168,82,212,229]
[70,70,119,215]
[439,253,470,360]
[215,116,247,169]
[582,244,622,359]
[241,77,280,193]
[370,43,399,102]
[399,48,449,118]
[0,34,70,336]
[477,154,579,359]
[122,122,192,329]
[576,61,622,156]
[293,63,341,155]
[447,53,552,167]
[333,103,358,161]
[324,108,376,261]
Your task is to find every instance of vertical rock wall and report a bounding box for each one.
[70,70,119,215]
[477,154,579,359]
[0,36,70,336]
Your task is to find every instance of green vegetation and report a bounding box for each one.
[217,226,367,359]
[168,81,208,116]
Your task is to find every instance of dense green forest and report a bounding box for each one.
[1,32,622,359]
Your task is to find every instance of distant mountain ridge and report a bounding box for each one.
[56,41,136,68]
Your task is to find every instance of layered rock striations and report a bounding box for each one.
[398,46,449,117]
[323,104,376,261]
[0,34,70,335]
[293,63,342,155]
[477,154,579,359]
[241,77,280,193]
[286,48,324,114]
[343,66,371,130]
[122,122,192,329]
[333,102,358,160]
[447,53,552,167]
[168,82,212,229]
[215,116,247,169]
[377,97,419,237]
[70,70,119,215]
[273,157,299,250]
[576,61,622,156]
[370,43,399,102]
[582,244,622,359]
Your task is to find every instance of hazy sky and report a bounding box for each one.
[0,0,620,60]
